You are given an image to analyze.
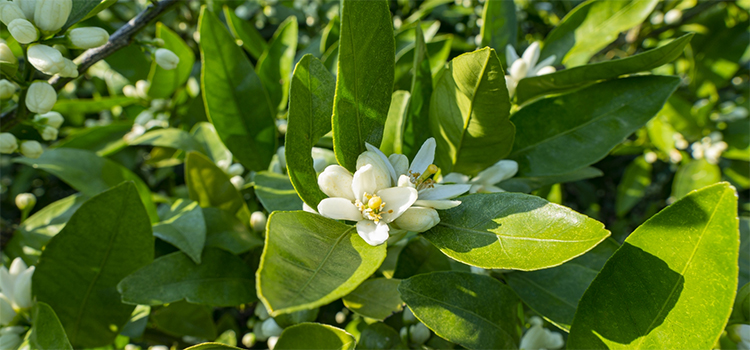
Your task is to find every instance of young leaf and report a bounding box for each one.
[671,159,721,199]
[342,278,403,321]
[148,23,195,98]
[402,24,433,158]
[185,152,252,223]
[398,271,521,349]
[224,6,268,60]
[254,171,304,212]
[430,47,514,175]
[257,16,298,112]
[615,156,652,217]
[257,211,386,316]
[199,6,276,171]
[479,0,517,59]
[29,302,73,350]
[117,248,256,307]
[332,0,395,171]
[275,323,356,350]
[568,183,739,349]
[152,199,206,264]
[509,75,680,177]
[286,55,336,208]
[422,192,610,270]
[381,91,411,155]
[32,182,154,348]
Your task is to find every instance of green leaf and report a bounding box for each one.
[320,15,340,55]
[151,301,217,339]
[740,217,749,290]
[479,0,516,59]
[392,237,452,279]
[224,6,268,60]
[430,47,514,175]
[343,278,404,321]
[29,302,73,350]
[32,183,154,348]
[199,7,276,171]
[275,323,356,350]
[57,122,131,156]
[190,122,232,165]
[118,248,255,307]
[60,0,101,32]
[15,148,158,222]
[257,211,387,316]
[152,199,206,264]
[497,167,603,193]
[381,91,411,155]
[357,323,407,350]
[286,54,336,208]
[540,0,659,67]
[80,0,117,22]
[332,0,395,171]
[148,23,195,98]
[254,171,304,212]
[423,192,610,270]
[274,309,320,328]
[257,16,298,112]
[671,158,722,200]
[509,76,680,177]
[131,128,206,154]
[615,156,652,217]
[723,119,749,161]
[731,282,750,323]
[51,96,138,115]
[394,34,453,92]
[203,208,263,255]
[398,271,521,349]
[505,238,619,331]
[568,183,740,349]
[516,34,693,103]
[185,152,252,223]
[402,24,433,158]
[185,343,241,350]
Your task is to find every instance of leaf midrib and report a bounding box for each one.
[438,222,603,243]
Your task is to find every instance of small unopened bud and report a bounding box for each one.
[664,9,682,25]
[393,207,440,232]
[154,38,165,47]
[67,27,109,49]
[0,133,18,154]
[250,211,267,232]
[25,81,57,114]
[40,125,58,141]
[14,0,36,19]
[261,318,283,337]
[230,175,245,189]
[0,2,26,26]
[34,0,72,33]
[227,163,245,176]
[122,85,137,98]
[15,193,36,211]
[509,59,528,80]
[135,80,150,98]
[34,111,64,129]
[0,80,16,99]
[59,58,78,78]
[8,18,38,44]
[27,44,66,76]
[409,323,431,345]
[154,48,180,70]
[0,43,17,66]
[241,333,257,348]
[267,336,279,350]
[20,140,43,158]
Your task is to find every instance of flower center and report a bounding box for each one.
[409,164,439,191]
[355,193,386,223]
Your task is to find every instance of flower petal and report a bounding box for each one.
[531,55,556,75]
[409,138,436,176]
[302,202,317,213]
[356,151,392,191]
[377,186,418,223]
[389,153,409,176]
[398,175,415,188]
[317,198,362,221]
[317,165,355,201]
[414,199,462,209]
[440,172,470,184]
[471,160,518,186]
[505,44,520,68]
[418,184,471,200]
[522,42,541,74]
[366,142,398,184]
[8,258,26,276]
[352,164,377,202]
[356,220,390,246]
[393,207,440,232]
[12,266,33,309]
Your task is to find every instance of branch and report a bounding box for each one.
[0,0,180,131]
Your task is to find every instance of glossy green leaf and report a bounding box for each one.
[151,301,217,339]
[357,323,407,350]
[60,0,101,32]
[131,128,206,154]
[568,183,739,349]
[423,192,610,270]
[286,54,336,208]
[498,167,603,193]
[616,156,652,217]
[29,302,73,350]
[343,278,403,321]
[517,34,693,103]
[275,323,356,350]
[731,282,750,323]
[393,237,452,279]
[332,0,395,171]
[257,16,298,112]
[32,183,153,348]
[56,122,131,156]
[152,199,206,263]
[52,97,138,115]
[505,238,619,331]
[185,152,252,223]
[118,248,255,307]
[274,309,320,328]
[740,217,749,289]
[430,48,514,175]
[190,122,232,165]
[671,158,722,200]
[15,148,157,222]
[199,7,276,171]
[148,23,195,98]
[724,119,750,161]
[257,211,387,316]
[398,271,521,349]
[186,343,241,350]
[479,0,516,59]
[540,0,659,67]
[224,6,268,60]
[254,171,304,212]
[509,76,679,177]
[203,208,263,255]
[381,91,411,155]
[394,35,453,92]
[402,24,433,158]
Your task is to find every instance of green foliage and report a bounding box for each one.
[185,152,252,223]
[29,302,73,350]
[275,323,356,350]
[148,23,195,99]
[342,278,403,321]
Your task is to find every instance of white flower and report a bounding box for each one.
[28,44,66,76]
[13,0,36,20]
[442,159,518,194]
[519,316,564,350]
[34,111,64,129]
[25,81,56,114]
[0,42,17,66]
[250,211,267,232]
[33,0,72,33]
[155,48,180,70]
[0,293,16,325]
[690,132,727,164]
[0,80,16,100]
[67,27,109,49]
[0,258,36,312]
[0,328,22,349]
[0,2,26,26]
[15,193,36,211]
[504,42,557,97]
[19,140,43,158]
[40,125,57,141]
[230,175,244,189]
[8,18,38,44]
[729,324,750,350]
[0,133,18,154]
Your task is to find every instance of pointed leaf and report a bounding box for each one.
[29,302,73,350]
[185,152,252,223]
[275,323,356,350]
[257,16,298,112]
[479,0,516,60]
[402,24,433,158]
[671,158,721,200]
[381,91,411,155]
[343,278,403,321]
[615,156,652,217]
[152,200,206,264]
[148,23,195,98]
[254,171,304,212]
[224,6,268,60]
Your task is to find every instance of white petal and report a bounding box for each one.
[469,184,483,194]
[522,42,541,73]
[534,65,556,76]
[0,293,15,326]
[317,198,362,222]
[409,138,436,176]
[393,207,440,232]
[356,220,390,246]
[365,142,398,184]
[505,44,519,68]
[532,55,556,74]
[398,175,415,188]
[377,186,418,223]
[389,154,409,176]
[418,184,471,200]
[471,160,518,186]
[482,185,505,193]
[8,258,26,276]
[352,164,378,202]
[509,59,528,81]
[317,165,355,201]
[414,199,462,209]
[505,74,517,97]
[12,266,32,309]
[440,172,470,184]
[0,267,13,298]
[302,202,317,213]
[356,151,392,191]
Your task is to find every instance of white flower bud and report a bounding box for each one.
[27,44,66,75]
[509,59,528,81]
[356,151,391,190]
[318,165,355,199]
[393,207,440,232]
[15,192,36,211]
[154,48,180,70]
[254,303,270,320]
[122,85,137,98]
[664,9,682,25]
[228,163,245,176]
[34,111,64,129]
[135,79,149,98]
[0,133,18,154]
[230,175,245,189]
[8,18,38,44]
[409,323,431,345]
[40,125,57,140]
[0,79,16,99]
[261,318,283,337]
[250,211,267,232]
[59,58,78,78]
[34,0,72,33]
[13,0,36,20]
[0,2,25,26]
[0,42,17,66]
[0,293,16,326]
[267,336,279,350]
[505,75,517,97]
[242,333,256,348]
[25,81,56,114]
[20,140,43,158]
[67,27,109,49]
[11,266,33,309]
[0,332,22,350]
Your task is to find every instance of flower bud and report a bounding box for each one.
[409,323,431,345]
[0,42,17,66]
[664,9,682,25]
[13,0,36,19]
[318,165,355,199]
[34,111,64,129]
[135,80,150,98]
[0,332,22,350]
[59,58,78,78]
[261,318,283,337]
[154,48,180,70]
[15,193,36,211]
[393,207,440,232]
[228,163,245,177]
[0,293,15,326]
[67,27,109,49]
[250,211,267,232]
[8,18,38,44]
[356,151,391,190]
[27,44,66,75]
[230,175,245,189]
[34,0,72,33]
[20,140,43,158]
[122,84,137,98]
[0,133,18,154]
[0,2,26,26]
[25,81,56,114]
[40,125,58,140]
[509,59,528,80]
[241,333,256,348]
[0,79,16,99]
[267,336,279,350]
